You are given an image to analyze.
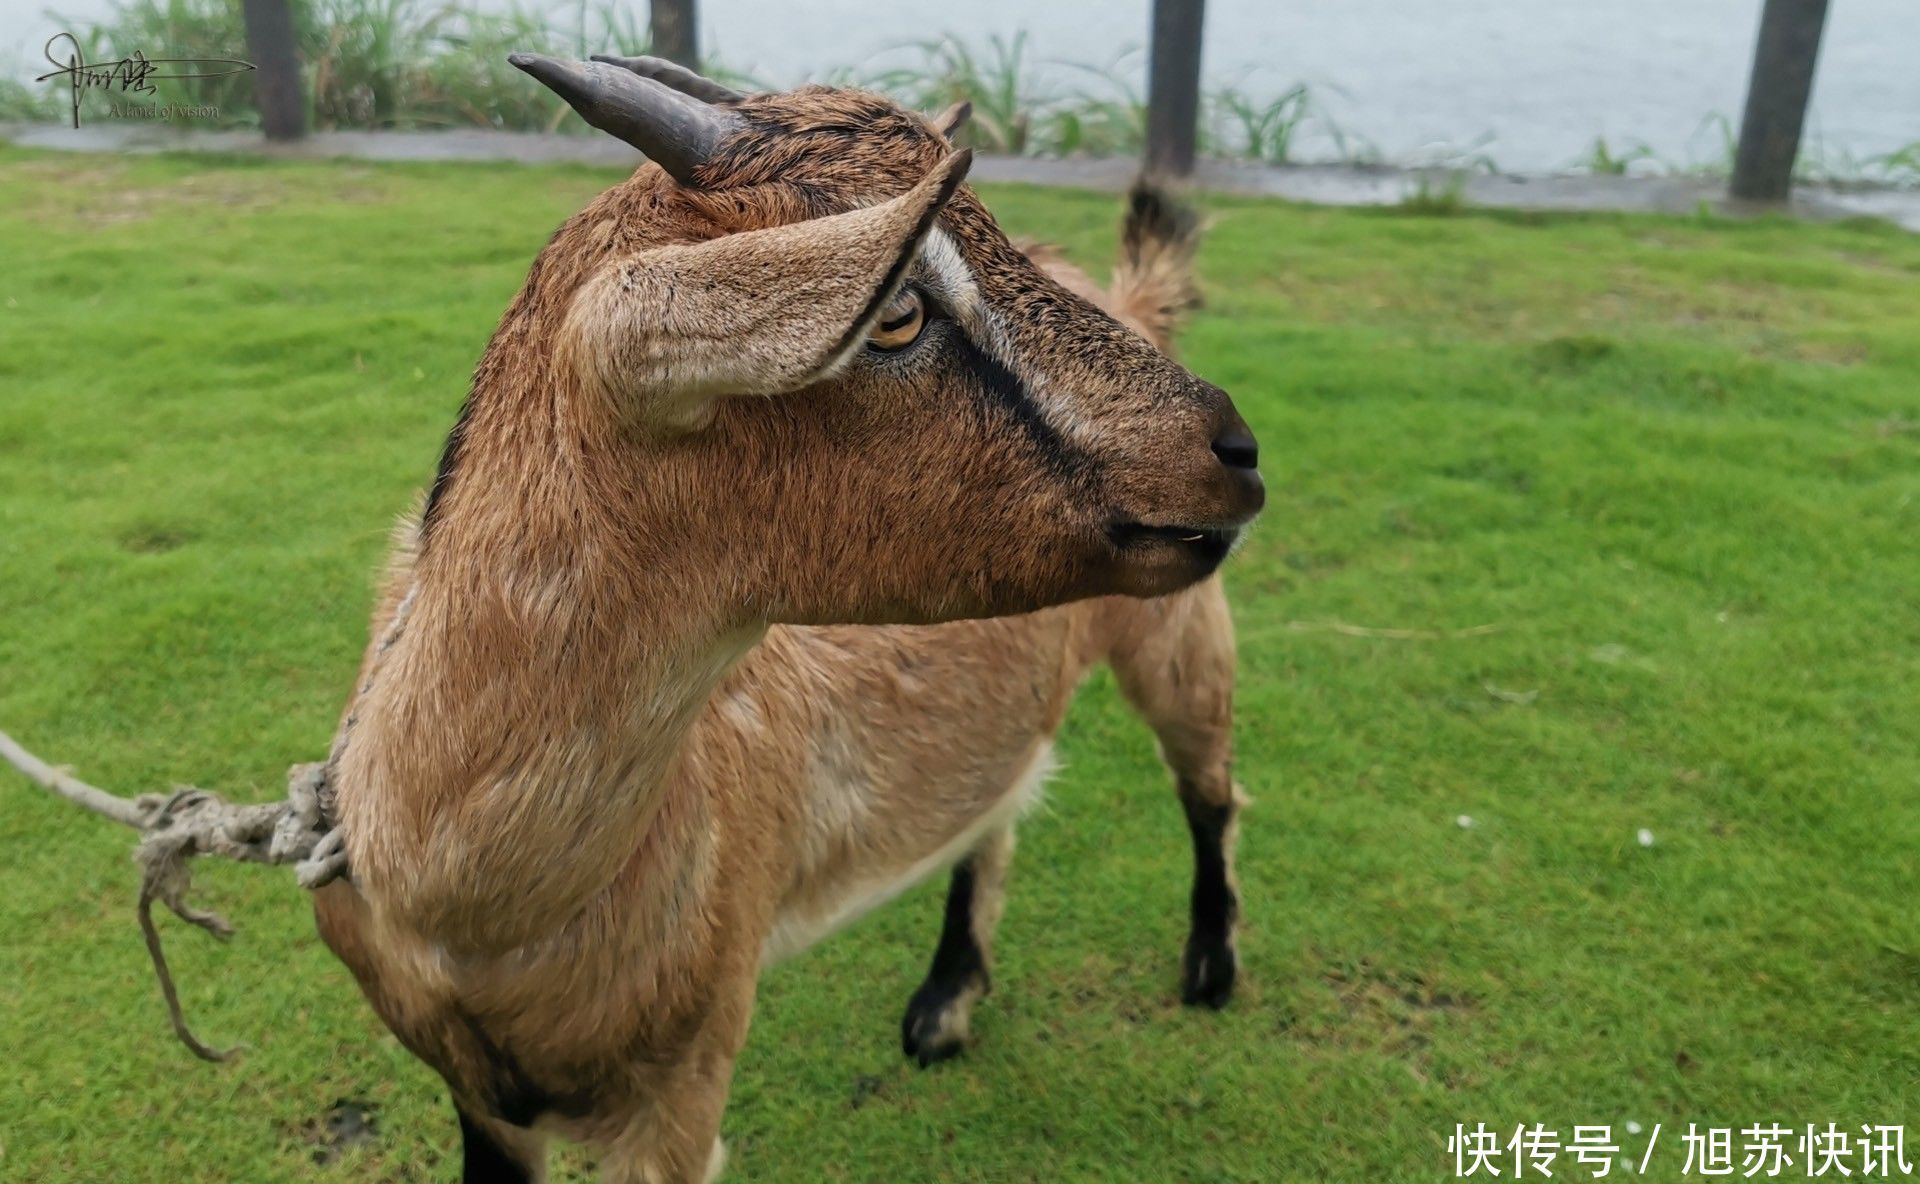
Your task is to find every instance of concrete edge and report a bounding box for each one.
[4,121,1916,232]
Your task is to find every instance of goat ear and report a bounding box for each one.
[565,150,974,415]
[931,100,971,140]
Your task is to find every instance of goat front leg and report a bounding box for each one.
[597,975,754,1184]
[598,1074,734,1184]
[456,1105,548,1184]
[901,824,1016,1066]
[1108,579,1244,1009]
[1174,772,1244,1008]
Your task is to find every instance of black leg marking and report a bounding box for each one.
[457,1107,534,1184]
[1179,782,1239,1009]
[901,857,988,1067]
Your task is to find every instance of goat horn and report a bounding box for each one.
[508,53,739,185]
[589,54,746,105]
[931,100,972,140]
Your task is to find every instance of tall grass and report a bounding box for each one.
[864,34,1039,154]
[0,75,62,122]
[1038,58,1148,157]
[1575,135,1657,176]
[1867,143,1920,183]
[1582,114,1920,188]
[1213,84,1314,164]
[861,35,1350,162]
[1394,172,1469,216]
[860,36,1148,157]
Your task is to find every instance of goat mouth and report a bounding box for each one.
[1107,520,1241,561]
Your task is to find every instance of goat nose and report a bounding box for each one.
[1210,423,1259,471]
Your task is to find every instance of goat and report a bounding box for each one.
[311,53,1265,1183]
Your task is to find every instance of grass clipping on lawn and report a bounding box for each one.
[0,729,346,1060]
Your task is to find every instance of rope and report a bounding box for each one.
[0,730,348,1060]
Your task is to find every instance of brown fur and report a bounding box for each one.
[313,77,1259,1182]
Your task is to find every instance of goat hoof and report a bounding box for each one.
[905,1031,967,1069]
[900,985,974,1068]
[1180,936,1237,1009]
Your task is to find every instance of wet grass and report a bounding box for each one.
[2,149,1919,1182]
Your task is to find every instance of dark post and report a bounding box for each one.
[1730,0,1831,202]
[241,0,305,141]
[650,0,699,71]
[1145,0,1206,176]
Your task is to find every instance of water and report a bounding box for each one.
[5,0,1915,174]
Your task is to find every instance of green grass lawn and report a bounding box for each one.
[2,145,1918,1183]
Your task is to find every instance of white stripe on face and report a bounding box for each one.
[917,227,984,333]
[820,191,1117,461]
[916,228,1105,450]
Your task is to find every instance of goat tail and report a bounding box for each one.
[1111,178,1204,352]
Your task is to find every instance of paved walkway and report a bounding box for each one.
[7,121,1918,232]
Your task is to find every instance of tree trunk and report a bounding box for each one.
[241,0,305,141]
[650,0,699,71]
[1730,0,1831,202]
[1145,0,1206,177]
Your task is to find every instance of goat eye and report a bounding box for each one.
[866,287,926,352]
